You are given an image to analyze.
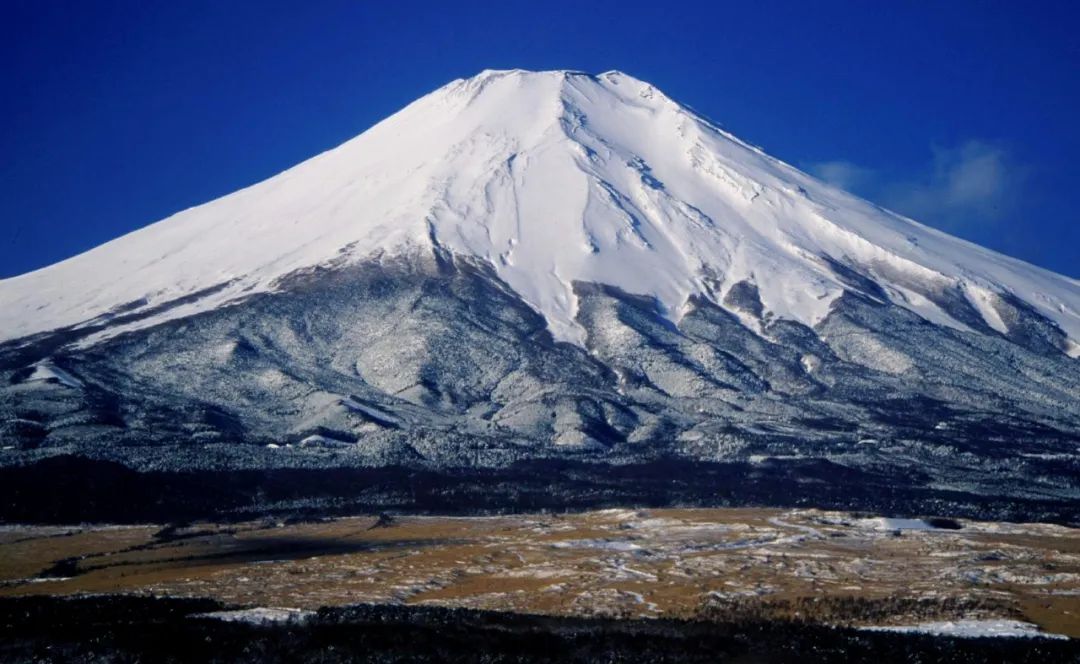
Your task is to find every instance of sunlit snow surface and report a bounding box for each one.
[863,619,1069,640]
[26,362,83,388]
[857,517,937,531]
[195,607,314,624]
[0,69,1077,349]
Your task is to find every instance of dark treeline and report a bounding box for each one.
[1,595,1077,663]
[2,454,1077,525]
[693,594,1020,626]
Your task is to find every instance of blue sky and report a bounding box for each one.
[2,0,1077,278]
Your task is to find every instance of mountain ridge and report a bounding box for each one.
[0,70,1077,519]
[1,69,1077,355]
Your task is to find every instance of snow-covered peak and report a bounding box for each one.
[1,69,1078,353]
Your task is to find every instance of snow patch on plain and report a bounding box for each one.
[862,619,1068,640]
[195,607,315,624]
[551,539,642,551]
[857,517,938,531]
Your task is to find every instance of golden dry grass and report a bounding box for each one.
[1,509,1077,636]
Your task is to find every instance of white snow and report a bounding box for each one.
[964,283,1010,334]
[298,434,352,448]
[857,517,939,531]
[551,539,642,551]
[27,362,83,388]
[1,69,1077,349]
[767,516,824,538]
[194,607,314,624]
[862,619,1068,640]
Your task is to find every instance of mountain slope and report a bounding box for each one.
[1,69,1077,352]
[0,70,1077,516]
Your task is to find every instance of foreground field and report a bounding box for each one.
[1,508,1077,638]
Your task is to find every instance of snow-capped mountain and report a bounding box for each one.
[2,69,1077,352]
[1,70,1077,512]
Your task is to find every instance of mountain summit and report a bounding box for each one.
[1,69,1077,352]
[0,71,1077,518]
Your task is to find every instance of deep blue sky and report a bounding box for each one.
[2,0,1078,278]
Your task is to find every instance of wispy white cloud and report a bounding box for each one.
[883,141,1020,226]
[808,140,1026,231]
[807,160,875,191]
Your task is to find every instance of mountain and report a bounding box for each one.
[1,70,1077,518]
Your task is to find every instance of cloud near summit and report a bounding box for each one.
[809,140,1025,232]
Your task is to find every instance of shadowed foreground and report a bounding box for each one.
[1,595,1078,664]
